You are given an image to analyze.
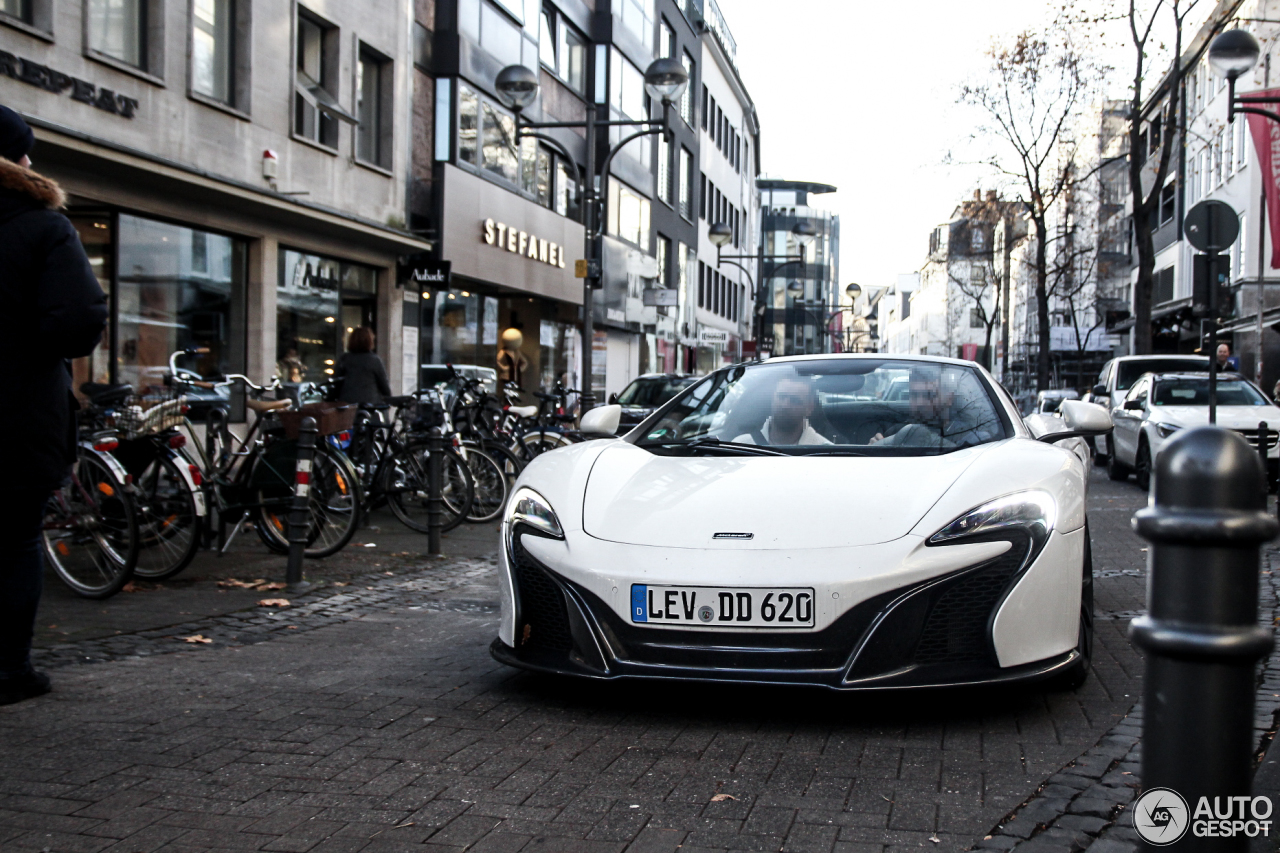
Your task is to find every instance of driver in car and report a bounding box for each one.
[733,374,831,446]
[870,365,993,448]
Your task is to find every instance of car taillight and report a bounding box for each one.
[168,434,186,449]
[93,440,118,452]
[188,464,203,486]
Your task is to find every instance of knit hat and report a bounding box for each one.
[0,106,34,163]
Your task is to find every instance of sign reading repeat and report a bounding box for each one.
[0,50,139,119]
[482,218,566,269]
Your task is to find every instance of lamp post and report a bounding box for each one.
[708,220,816,357]
[1208,29,1267,390]
[790,283,870,353]
[495,59,688,413]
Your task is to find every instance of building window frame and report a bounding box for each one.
[1,0,53,40]
[678,145,693,222]
[188,0,252,117]
[355,40,394,171]
[84,0,166,84]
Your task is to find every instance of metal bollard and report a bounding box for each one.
[1260,422,1271,506]
[427,427,443,556]
[285,416,318,590]
[1129,426,1277,852]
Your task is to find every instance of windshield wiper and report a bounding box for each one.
[801,449,869,456]
[638,437,788,457]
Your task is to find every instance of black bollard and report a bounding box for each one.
[427,427,443,556]
[285,416,318,590]
[1129,426,1277,852]
[1261,422,1270,505]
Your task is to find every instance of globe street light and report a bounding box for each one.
[1208,29,1261,80]
[708,221,733,248]
[494,60,690,411]
[845,283,862,301]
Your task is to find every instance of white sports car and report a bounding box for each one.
[492,354,1112,691]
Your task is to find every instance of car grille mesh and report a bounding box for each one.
[912,547,1026,665]
[511,538,574,652]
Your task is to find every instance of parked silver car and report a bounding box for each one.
[1089,354,1209,462]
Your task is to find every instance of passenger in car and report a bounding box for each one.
[733,374,832,446]
[870,365,996,448]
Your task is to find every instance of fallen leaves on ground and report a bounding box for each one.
[710,794,736,802]
[257,598,291,608]
[218,578,285,591]
[179,634,212,644]
[122,581,163,592]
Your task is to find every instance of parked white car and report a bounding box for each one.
[1108,371,1280,490]
[493,354,1112,692]
[1090,354,1209,462]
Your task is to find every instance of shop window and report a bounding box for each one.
[114,214,248,399]
[87,0,162,75]
[277,249,378,388]
[458,83,479,165]
[69,215,114,392]
[191,0,234,105]
[357,44,393,169]
[678,146,693,222]
[295,8,342,149]
[608,179,651,249]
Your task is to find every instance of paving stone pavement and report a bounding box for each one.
[0,468,1272,853]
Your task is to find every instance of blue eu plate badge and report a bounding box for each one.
[631,585,647,622]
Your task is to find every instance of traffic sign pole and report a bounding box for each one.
[1185,200,1241,425]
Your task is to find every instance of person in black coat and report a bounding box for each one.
[334,326,391,405]
[0,106,108,705]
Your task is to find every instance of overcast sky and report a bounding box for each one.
[725,0,1104,294]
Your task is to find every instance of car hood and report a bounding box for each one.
[1149,405,1280,428]
[581,442,989,549]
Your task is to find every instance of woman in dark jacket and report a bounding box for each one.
[0,106,108,705]
[334,326,391,405]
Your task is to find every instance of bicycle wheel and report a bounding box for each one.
[482,440,524,485]
[43,451,139,599]
[131,453,202,580]
[380,441,474,533]
[462,446,509,523]
[254,441,363,558]
[519,428,574,458]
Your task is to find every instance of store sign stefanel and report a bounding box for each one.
[0,50,140,118]
[483,218,566,269]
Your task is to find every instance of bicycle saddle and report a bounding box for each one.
[246,398,291,413]
[80,382,132,407]
[533,391,558,401]
[507,405,538,418]
[385,395,414,407]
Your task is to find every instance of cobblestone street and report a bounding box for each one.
[1,468,1276,853]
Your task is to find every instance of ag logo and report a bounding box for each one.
[1134,787,1190,845]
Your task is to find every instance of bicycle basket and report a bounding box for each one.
[111,389,188,439]
[277,402,355,439]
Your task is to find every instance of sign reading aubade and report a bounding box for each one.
[482,218,566,269]
[0,50,140,119]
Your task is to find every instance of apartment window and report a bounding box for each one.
[459,83,479,165]
[657,236,670,287]
[679,51,694,126]
[619,0,654,47]
[699,173,706,219]
[697,261,706,308]
[608,178,651,249]
[555,159,579,219]
[482,101,519,183]
[357,45,392,168]
[1154,266,1174,304]
[1,0,30,23]
[1236,119,1249,171]
[971,228,985,252]
[191,0,234,102]
[656,134,672,205]
[295,10,342,148]
[87,0,147,69]
[1158,181,1175,226]
[540,9,586,96]
[678,146,693,221]
[534,147,552,207]
[700,84,708,130]
[610,49,651,168]
[458,0,537,70]
[658,18,674,58]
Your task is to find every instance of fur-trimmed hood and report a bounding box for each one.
[0,157,65,210]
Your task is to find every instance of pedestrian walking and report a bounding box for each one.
[0,105,108,706]
[334,326,391,405]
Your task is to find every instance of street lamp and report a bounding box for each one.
[495,59,688,412]
[710,220,816,356]
[1209,29,1262,82]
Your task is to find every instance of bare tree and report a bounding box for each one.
[961,31,1094,391]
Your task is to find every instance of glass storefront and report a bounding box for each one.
[70,212,248,395]
[277,249,378,385]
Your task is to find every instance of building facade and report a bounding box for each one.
[757,178,838,356]
[1,0,429,406]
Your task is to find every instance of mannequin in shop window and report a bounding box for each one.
[497,328,529,389]
[335,327,391,405]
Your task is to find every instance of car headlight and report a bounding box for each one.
[929,490,1056,551]
[505,487,564,540]
[1156,422,1181,438]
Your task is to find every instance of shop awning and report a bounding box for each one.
[1109,297,1193,333]
[1219,307,1280,335]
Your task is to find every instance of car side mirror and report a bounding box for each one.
[1124,399,1144,411]
[608,392,619,405]
[579,404,621,436]
[1036,400,1113,443]
[1093,384,1107,397]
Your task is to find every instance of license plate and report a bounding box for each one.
[630,585,815,628]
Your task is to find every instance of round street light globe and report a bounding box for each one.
[644,58,689,103]
[845,283,862,300]
[1208,29,1261,79]
[495,65,540,110]
[792,221,818,246]
[787,281,804,294]
[708,222,733,247]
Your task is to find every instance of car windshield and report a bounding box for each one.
[635,359,1010,456]
[1117,359,1208,391]
[616,377,694,407]
[1153,378,1270,406]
